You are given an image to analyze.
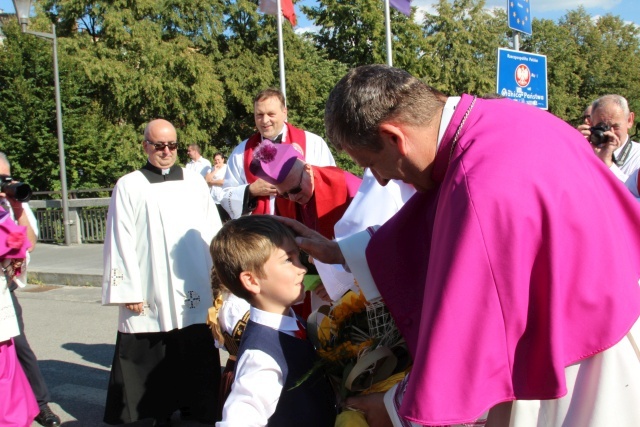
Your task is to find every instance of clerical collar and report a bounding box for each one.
[261,125,287,144]
[437,97,461,152]
[139,162,184,183]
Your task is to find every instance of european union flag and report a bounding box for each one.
[508,0,532,35]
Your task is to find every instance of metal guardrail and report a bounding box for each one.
[34,209,65,242]
[29,197,110,244]
[80,207,108,243]
[32,188,113,199]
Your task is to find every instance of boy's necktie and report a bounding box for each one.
[295,320,307,340]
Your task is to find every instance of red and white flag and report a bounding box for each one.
[259,0,297,26]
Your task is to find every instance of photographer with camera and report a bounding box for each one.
[578,95,640,183]
[0,153,61,426]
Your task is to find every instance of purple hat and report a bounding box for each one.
[0,208,31,259]
[249,140,303,185]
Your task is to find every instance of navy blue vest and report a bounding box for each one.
[237,320,336,426]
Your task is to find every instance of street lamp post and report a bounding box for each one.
[13,0,71,245]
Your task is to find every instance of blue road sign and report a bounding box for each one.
[508,0,532,35]
[497,48,548,110]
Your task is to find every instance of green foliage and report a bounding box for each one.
[0,0,639,193]
[519,18,583,120]
[0,19,66,191]
[304,0,388,66]
[303,0,425,74]
[420,0,508,95]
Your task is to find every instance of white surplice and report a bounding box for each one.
[102,168,222,333]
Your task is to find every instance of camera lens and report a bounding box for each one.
[2,182,32,202]
[589,123,610,146]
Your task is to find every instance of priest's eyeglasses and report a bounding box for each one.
[146,140,178,151]
[279,169,305,199]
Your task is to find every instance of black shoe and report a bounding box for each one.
[35,404,61,427]
[180,407,193,421]
[152,418,172,427]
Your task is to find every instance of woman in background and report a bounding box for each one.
[206,153,230,222]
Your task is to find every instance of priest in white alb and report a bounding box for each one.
[102,119,223,426]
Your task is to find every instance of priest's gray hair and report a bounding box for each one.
[325,65,446,152]
[591,94,630,117]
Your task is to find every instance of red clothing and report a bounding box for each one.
[276,166,361,239]
[277,167,361,320]
[243,123,307,215]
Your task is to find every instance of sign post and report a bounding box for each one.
[508,0,532,49]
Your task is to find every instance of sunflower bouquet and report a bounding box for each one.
[305,289,411,407]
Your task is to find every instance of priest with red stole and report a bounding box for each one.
[279,65,640,427]
[220,88,335,219]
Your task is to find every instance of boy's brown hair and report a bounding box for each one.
[210,215,297,301]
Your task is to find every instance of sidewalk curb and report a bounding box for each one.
[28,272,102,287]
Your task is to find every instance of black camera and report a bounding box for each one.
[589,123,611,146]
[0,175,32,202]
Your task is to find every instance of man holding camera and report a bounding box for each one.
[0,153,61,426]
[579,94,640,182]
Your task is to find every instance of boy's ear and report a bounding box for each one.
[239,271,260,296]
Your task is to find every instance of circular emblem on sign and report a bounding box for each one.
[185,291,201,309]
[515,64,531,88]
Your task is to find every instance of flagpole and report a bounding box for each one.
[276,0,287,105]
[384,0,393,66]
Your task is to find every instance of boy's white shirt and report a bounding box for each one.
[216,306,304,427]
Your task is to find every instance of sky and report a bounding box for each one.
[293,0,640,33]
[1,0,638,32]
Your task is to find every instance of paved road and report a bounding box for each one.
[15,284,228,427]
[27,243,104,287]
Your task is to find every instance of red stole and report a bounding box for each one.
[243,123,307,215]
[275,167,355,239]
[278,167,359,321]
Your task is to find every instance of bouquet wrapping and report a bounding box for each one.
[305,289,411,425]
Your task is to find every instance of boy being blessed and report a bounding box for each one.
[211,215,336,427]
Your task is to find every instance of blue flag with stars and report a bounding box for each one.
[508,0,532,35]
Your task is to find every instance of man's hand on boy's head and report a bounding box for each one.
[272,216,345,265]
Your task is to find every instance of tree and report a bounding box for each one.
[3,0,639,193]
[420,0,509,96]
[303,0,426,75]
[521,7,640,125]
[212,1,351,169]
[570,10,640,117]
[519,18,585,120]
[0,17,145,192]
